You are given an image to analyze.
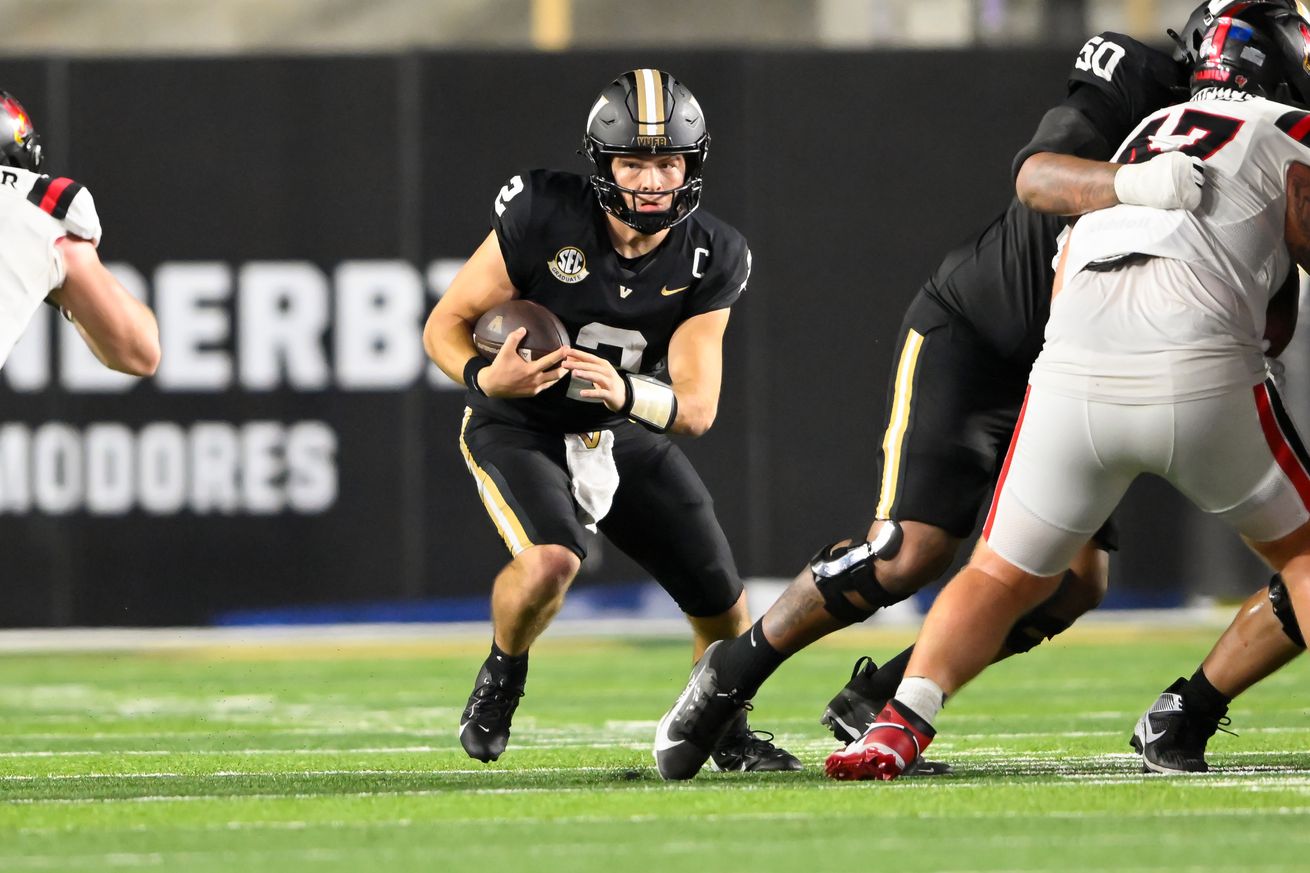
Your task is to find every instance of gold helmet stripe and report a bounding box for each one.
[636,68,666,136]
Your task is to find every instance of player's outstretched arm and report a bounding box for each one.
[48,238,159,377]
[1017,152,1119,215]
[1017,151,1203,216]
[424,230,564,397]
[664,308,729,437]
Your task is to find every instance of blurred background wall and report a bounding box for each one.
[0,1,1207,53]
[0,0,1296,626]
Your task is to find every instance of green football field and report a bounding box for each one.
[2,624,1307,872]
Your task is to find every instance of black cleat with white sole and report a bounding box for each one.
[1130,677,1231,774]
[459,662,525,763]
[654,641,751,780]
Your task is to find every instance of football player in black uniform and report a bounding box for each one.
[653,1,1308,781]
[424,69,799,772]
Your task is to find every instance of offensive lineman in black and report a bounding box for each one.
[653,1,1310,781]
[424,69,799,771]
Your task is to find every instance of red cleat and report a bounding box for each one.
[824,700,935,782]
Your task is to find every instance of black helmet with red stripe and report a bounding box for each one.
[0,91,42,172]
[1172,2,1296,61]
[1173,2,1310,104]
[581,69,709,234]
[1191,16,1287,95]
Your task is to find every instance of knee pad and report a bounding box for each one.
[1268,574,1307,649]
[810,521,906,623]
[1003,608,1072,654]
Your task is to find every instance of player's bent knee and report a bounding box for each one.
[873,521,959,592]
[1268,574,1307,648]
[1057,555,1110,615]
[809,521,908,623]
[513,545,581,598]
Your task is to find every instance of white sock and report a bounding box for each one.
[893,676,945,727]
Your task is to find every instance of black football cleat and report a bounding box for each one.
[654,641,751,780]
[1130,677,1231,774]
[820,655,885,745]
[821,656,953,777]
[711,711,802,772]
[459,663,525,763]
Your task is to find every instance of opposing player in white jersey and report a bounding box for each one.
[826,17,1310,781]
[0,92,158,376]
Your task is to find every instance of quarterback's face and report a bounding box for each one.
[611,154,686,213]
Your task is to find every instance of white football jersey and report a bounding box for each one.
[1037,90,1310,402]
[1065,91,1310,328]
[0,167,101,367]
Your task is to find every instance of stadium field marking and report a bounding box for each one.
[15,802,1310,828]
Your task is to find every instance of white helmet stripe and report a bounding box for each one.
[587,95,609,130]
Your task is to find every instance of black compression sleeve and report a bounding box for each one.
[1011,86,1124,179]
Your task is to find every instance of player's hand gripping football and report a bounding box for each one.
[479,327,567,398]
[561,348,627,411]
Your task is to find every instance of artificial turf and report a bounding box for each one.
[1,624,1306,872]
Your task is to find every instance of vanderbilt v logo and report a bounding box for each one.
[581,432,602,449]
[619,285,634,298]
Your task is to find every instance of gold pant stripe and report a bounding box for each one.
[459,408,534,555]
[876,329,925,519]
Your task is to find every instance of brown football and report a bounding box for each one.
[473,299,570,362]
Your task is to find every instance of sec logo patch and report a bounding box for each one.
[548,246,589,284]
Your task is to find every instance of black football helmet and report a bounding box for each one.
[1172,2,1308,61]
[0,91,42,172]
[1190,16,1287,96]
[581,69,709,234]
[1240,3,1310,104]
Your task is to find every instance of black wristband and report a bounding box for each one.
[463,356,492,396]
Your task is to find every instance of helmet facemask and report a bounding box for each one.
[585,139,707,234]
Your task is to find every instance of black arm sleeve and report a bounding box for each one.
[1011,86,1125,179]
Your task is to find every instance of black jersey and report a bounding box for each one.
[469,169,751,432]
[923,33,1186,365]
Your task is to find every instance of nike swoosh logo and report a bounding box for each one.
[653,710,684,752]
[653,645,717,755]
[749,626,757,648]
[660,285,689,296]
[828,713,862,743]
[619,287,634,298]
[1141,721,1167,745]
